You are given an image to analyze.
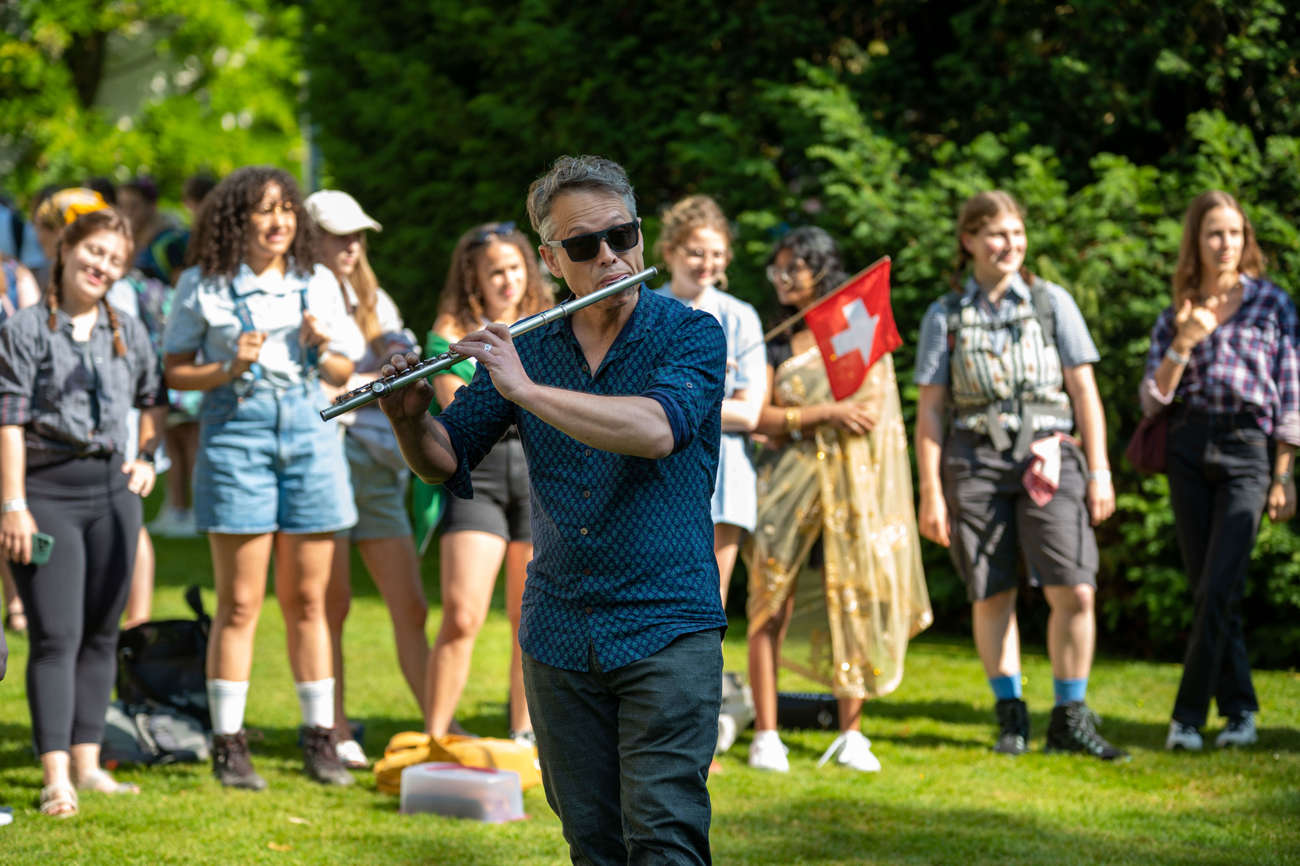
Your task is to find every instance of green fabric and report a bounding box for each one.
[411,329,476,553]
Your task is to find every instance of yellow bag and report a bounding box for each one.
[374,732,541,795]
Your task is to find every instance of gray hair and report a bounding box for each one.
[526,155,638,244]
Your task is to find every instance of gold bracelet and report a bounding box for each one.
[785,407,803,440]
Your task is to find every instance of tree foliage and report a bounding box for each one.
[0,0,303,207]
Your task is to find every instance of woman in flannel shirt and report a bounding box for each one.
[1142,190,1298,752]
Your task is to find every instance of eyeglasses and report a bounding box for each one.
[545,220,640,262]
[470,221,516,246]
[766,262,808,286]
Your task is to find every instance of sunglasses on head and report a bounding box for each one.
[545,220,640,262]
[469,221,516,246]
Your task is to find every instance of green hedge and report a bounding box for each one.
[303,2,1300,666]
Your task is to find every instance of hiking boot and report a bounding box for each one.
[1045,701,1129,761]
[993,698,1030,756]
[1166,720,1203,751]
[1214,712,1258,748]
[300,725,354,786]
[212,730,268,791]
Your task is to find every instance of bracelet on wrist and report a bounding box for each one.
[1164,346,1190,367]
[785,407,803,441]
[1087,468,1112,484]
[1273,471,1293,486]
[1,498,28,513]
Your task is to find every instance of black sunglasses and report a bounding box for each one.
[469,221,516,246]
[545,220,640,262]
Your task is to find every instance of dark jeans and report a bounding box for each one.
[523,629,723,866]
[11,456,141,754]
[1166,411,1270,728]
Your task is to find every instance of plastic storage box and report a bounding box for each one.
[399,762,525,822]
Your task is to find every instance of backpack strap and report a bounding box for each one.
[1027,277,1056,349]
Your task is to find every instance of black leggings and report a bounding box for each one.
[11,456,141,754]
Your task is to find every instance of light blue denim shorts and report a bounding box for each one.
[343,433,412,541]
[194,382,358,535]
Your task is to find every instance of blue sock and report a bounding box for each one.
[1054,677,1088,706]
[989,674,1022,701]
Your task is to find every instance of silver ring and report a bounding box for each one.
[483,343,492,353]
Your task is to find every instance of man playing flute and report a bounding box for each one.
[380,155,728,865]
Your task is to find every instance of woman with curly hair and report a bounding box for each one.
[0,202,165,816]
[422,221,551,744]
[162,166,363,791]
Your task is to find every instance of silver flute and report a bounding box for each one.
[320,266,657,421]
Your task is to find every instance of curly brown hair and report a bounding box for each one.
[436,222,552,337]
[187,166,313,278]
[46,207,134,357]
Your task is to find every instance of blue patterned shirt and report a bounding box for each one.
[437,287,728,672]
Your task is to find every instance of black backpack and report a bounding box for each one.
[115,585,212,729]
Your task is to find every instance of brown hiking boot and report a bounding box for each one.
[300,725,354,786]
[212,730,268,791]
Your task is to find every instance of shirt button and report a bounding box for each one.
[583,448,592,457]
[584,606,593,614]
[583,489,591,499]
[579,527,589,536]
[583,568,592,575]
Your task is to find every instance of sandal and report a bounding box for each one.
[38,784,78,818]
[75,768,140,795]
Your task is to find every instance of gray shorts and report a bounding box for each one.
[441,435,531,542]
[941,429,1098,602]
[344,434,412,541]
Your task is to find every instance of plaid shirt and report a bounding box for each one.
[1143,275,1300,445]
[437,287,728,672]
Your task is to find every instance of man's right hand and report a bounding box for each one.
[377,351,438,425]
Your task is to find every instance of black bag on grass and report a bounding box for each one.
[116,585,211,728]
[776,692,839,730]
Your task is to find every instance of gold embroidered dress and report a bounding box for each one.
[745,350,931,699]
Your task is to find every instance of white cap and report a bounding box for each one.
[303,189,382,234]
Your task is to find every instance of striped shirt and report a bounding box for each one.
[1142,274,1300,445]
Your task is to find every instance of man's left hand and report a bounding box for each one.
[1268,478,1296,522]
[453,323,534,404]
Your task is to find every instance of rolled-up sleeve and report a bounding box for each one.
[641,311,725,454]
[0,317,36,426]
[913,299,951,386]
[436,365,517,497]
[1273,300,1300,445]
[162,269,207,356]
[1139,309,1176,418]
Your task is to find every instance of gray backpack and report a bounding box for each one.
[102,701,211,766]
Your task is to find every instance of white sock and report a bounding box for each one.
[295,678,335,730]
[207,679,249,735]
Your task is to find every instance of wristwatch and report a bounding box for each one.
[1273,470,1293,485]
[138,451,156,466]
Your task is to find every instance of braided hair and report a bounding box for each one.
[46,207,133,357]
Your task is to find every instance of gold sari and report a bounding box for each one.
[745,350,931,699]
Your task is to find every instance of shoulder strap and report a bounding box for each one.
[942,292,963,351]
[1028,278,1056,348]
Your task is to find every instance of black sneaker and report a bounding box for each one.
[1045,701,1129,761]
[993,698,1030,755]
[212,730,268,791]
[300,725,354,786]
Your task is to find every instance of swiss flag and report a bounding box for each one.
[803,257,901,401]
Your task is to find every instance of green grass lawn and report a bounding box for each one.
[2,516,1298,865]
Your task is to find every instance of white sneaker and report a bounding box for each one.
[817,730,881,772]
[1214,712,1258,748]
[1165,720,1203,751]
[748,730,789,772]
[716,714,738,755]
[335,738,368,768]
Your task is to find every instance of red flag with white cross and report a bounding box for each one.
[803,257,901,401]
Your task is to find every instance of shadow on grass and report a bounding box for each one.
[710,796,1286,866]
